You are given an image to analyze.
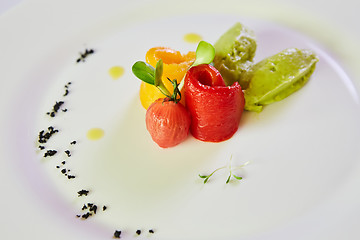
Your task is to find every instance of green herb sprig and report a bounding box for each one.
[199,155,249,184]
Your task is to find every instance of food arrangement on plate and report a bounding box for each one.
[132,22,319,148]
[33,19,324,239]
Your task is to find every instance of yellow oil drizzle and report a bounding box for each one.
[109,66,124,80]
[87,128,104,140]
[184,33,202,43]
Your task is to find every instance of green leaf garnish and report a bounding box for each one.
[132,61,155,85]
[154,59,163,87]
[132,59,171,97]
[192,41,216,67]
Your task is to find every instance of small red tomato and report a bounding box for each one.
[146,98,191,148]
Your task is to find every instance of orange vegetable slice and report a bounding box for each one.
[139,47,195,109]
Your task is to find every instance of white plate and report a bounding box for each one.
[1,0,359,240]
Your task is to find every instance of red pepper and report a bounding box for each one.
[184,64,245,142]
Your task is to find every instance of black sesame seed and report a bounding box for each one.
[47,101,65,117]
[89,204,97,214]
[38,146,45,150]
[62,161,66,165]
[38,127,58,144]
[61,169,67,174]
[103,206,107,211]
[56,166,60,169]
[114,230,121,238]
[76,49,95,63]
[82,204,88,210]
[44,150,57,157]
[149,229,154,234]
[65,150,71,157]
[77,189,89,197]
[70,140,77,145]
[53,101,64,112]
[67,175,75,179]
[81,212,92,219]
[136,230,141,235]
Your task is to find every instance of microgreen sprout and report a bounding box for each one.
[199,155,249,184]
[192,41,216,67]
[132,59,171,96]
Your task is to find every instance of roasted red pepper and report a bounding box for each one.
[184,64,245,142]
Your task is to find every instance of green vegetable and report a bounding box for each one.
[244,48,319,112]
[213,22,257,88]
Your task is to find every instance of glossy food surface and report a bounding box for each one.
[244,48,319,112]
[146,98,191,148]
[185,64,245,142]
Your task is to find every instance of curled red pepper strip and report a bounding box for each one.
[184,64,245,142]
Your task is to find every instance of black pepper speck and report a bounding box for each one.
[77,189,89,197]
[38,126,58,144]
[114,230,121,238]
[44,150,57,157]
[65,150,71,157]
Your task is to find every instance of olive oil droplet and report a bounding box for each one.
[87,128,104,140]
[109,66,124,80]
[184,33,202,43]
